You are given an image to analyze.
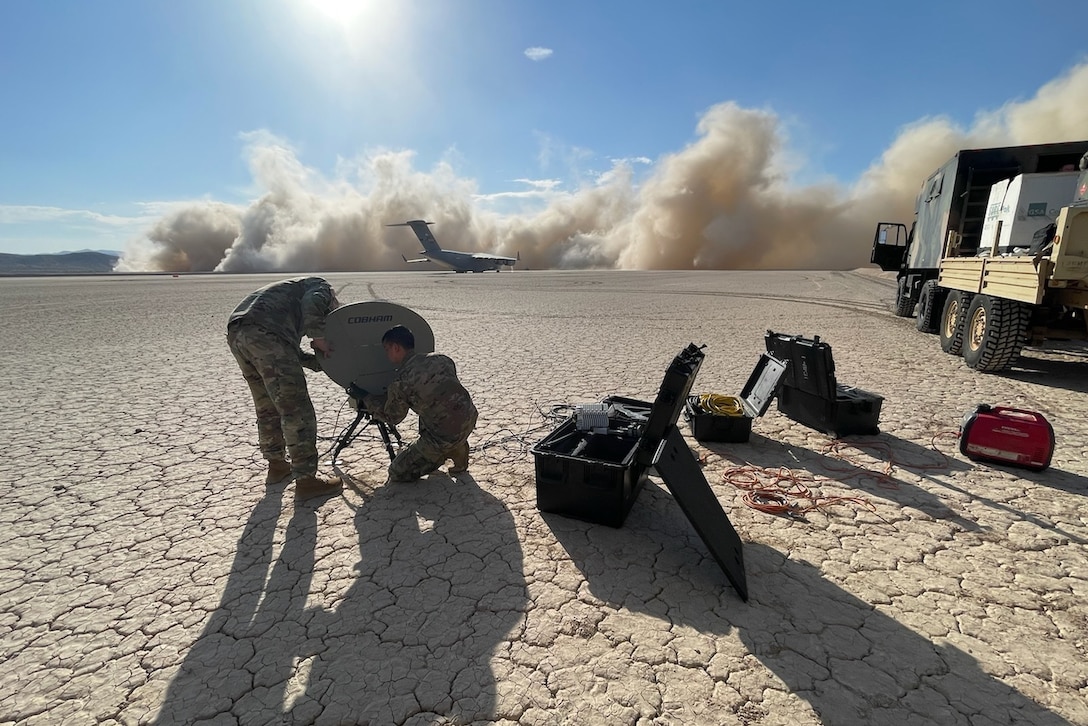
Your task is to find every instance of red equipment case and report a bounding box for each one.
[959,405,1055,471]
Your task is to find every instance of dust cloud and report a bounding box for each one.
[115,63,1088,273]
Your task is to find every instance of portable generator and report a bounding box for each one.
[959,405,1055,471]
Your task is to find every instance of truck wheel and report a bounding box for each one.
[915,280,943,333]
[962,295,1031,372]
[939,291,971,355]
[894,278,914,317]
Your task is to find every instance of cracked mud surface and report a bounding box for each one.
[1,270,1086,725]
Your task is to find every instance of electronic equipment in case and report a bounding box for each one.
[532,343,749,601]
[533,343,706,528]
[533,395,654,528]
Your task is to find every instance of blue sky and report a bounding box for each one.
[1,0,1086,268]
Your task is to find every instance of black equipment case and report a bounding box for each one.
[532,343,749,601]
[764,331,883,437]
[532,395,654,528]
[533,344,704,528]
[684,353,788,443]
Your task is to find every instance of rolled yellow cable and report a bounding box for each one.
[698,393,743,416]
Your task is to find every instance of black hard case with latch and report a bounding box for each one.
[532,343,703,528]
[684,353,788,443]
[532,343,749,601]
[764,331,882,436]
[532,395,653,528]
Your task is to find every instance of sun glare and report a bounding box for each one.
[294,0,408,70]
[287,0,429,104]
[307,0,375,26]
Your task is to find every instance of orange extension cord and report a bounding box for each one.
[716,430,962,522]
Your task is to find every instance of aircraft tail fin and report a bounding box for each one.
[388,220,441,253]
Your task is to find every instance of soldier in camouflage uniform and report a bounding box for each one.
[226,277,343,499]
[1076,150,1088,203]
[360,325,478,482]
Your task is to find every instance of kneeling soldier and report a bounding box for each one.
[359,325,478,482]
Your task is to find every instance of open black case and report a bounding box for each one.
[532,343,749,601]
[685,353,788,443]
[764,331,883,437]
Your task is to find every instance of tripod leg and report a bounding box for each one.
[377,422,397,463]
[333,409,368,462]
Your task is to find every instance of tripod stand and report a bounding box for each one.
[332,402,403,463]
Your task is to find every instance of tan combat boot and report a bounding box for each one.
[265,459,293,485]
[448,442,470,474]
[294,473,343,500]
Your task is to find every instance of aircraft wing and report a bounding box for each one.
[470,252,518,263]
[402,254,431,264]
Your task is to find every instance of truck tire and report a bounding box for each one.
[962,295,1031,372]
[894,277,914,317]
[915,280,943,334]
[939,291,971,355]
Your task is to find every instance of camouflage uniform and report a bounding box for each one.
[226,277,336,477]
[1076,151,1088,202]
[364,351,478,481]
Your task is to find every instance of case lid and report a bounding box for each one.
[739,353,788,418]
[764,330,837,399]
[654,425,748,601]
[636,343,705,466]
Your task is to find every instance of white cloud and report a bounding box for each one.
[0,204,154,226]
[474,178,564,205]
[474,190,555,203]
[511,178,562,191]
[524,47,553,61]
[135,199,236,217]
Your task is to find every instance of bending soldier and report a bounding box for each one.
[359,325,478,482]
[226,277,343,500]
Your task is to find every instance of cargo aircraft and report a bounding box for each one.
[391,220,518,273]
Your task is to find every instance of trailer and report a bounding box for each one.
[872,141,1088,371]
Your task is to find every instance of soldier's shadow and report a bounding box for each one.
[546,496,1073,725]
[154,472,527,725]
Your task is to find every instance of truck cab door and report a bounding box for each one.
[871,222,910,271]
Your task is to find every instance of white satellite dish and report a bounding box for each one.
[319,301,434,394]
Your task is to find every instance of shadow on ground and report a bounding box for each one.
[736,541,1073,725]
[702,429,1087,542]
[700,431,981,531]
[154,473,527,725]
[547,497,1072,725]
[1006,350,1088,393]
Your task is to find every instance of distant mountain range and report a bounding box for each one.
[0,250,120,275]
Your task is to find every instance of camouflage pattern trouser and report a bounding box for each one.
[388,408,478,482]
[227,323,319,476]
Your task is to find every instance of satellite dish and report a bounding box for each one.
[319,301,434,394]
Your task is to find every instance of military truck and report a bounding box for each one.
[871,140,1088,372]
